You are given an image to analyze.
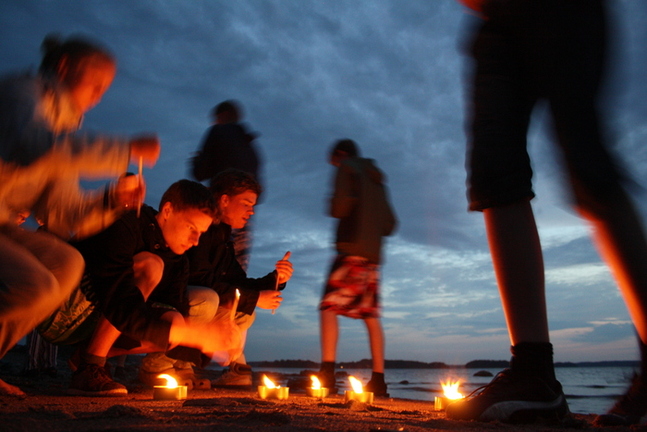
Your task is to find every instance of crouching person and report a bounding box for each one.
[38,179,241,395]
[186,169,293,387]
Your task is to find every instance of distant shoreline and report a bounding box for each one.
[249,359,640,370]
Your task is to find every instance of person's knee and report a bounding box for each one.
[133,252,164,298]
[187,287,219,322]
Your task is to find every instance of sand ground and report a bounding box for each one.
[0,346,637,432]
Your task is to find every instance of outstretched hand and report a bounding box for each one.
[275,251,293,285]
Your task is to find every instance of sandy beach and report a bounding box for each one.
[0,346,634,432]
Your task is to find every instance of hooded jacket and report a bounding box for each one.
[330,157,397,264]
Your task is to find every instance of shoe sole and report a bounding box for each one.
[66,388,128,396]
[480,395,570,423]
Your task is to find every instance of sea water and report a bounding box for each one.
[255,366,637,415]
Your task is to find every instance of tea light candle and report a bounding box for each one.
[257,375,289,400]
[435,396,449,411]
[153,374,187,400]
[306,375,329,398]
[344,390,374,404]
[344,376,374,404]
[307,387,329,398]
[257,385,290,400]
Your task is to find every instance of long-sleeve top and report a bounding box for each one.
[0,73,130,238]
[73,205,188,350]
[187,222,284,315]
[191,122,262,189]
[330,157,397,264]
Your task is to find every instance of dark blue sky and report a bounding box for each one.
[2,1,647,363]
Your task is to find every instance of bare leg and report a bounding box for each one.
[364,317,385,373]
[483,200,549,345]
[320,309,339,363]
[580,193,647,343]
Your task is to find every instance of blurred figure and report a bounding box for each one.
[447,0,647,425]
[318,139,397,396]
[191,100,262,271]
[0,34,159,396]
[186,169,293,388]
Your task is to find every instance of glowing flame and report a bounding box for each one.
[441,379,463,400]
[348,376,364,393]
[262,375,278,388]
[311,375,321,389]
[157,373,178,388]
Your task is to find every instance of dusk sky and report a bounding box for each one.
[2,1,647,365]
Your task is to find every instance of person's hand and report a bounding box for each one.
[257,290,283,310]
[275,251,293,284]
[111,173,145,210]
[204,319,243,365]
[129,135,160,167]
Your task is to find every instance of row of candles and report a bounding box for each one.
[154,372,465,410]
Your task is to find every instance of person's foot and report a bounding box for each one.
[594,374,647,426]
[211,363,252,388]
[445,369,569,423]
[366,377,389,397]
[67,363,127,396]
[316,370,338,395]
[0,378,26,396]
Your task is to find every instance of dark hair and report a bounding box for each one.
[159,179,216,216]
[39,33,115,76]
[210,169,262,200]
[211,100,242,122]
[330,138,359,158]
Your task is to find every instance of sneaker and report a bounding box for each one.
[211,363,252,388]
[445,369,569,423]
[138,353,195,388]
[594,374,647,426]
[67,363,128,396]
[366,378,389,397]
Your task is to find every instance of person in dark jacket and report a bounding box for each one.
[40,180,241,396]
[318,139,397,397]
[190,100,263,271]
[186,169,293,387]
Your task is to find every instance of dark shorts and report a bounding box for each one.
[466,0,625,213]
[319,255,381,319]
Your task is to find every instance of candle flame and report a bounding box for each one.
[262,374,278,388]
[348,375,364,393]
[311,375,321,389]
[158,373,178,388]
[441,379,463,400]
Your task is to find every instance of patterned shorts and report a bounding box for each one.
[319,255,381,319]
[37,274,99,345]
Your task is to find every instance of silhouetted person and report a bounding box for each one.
[318,139,397,397]
[191,100,262,271]
[447,0,647,425]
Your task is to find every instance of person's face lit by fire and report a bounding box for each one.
[156,203,213,255]
[219,190,257,230]
[57,54,116,113]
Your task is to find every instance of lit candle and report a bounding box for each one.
[344,376,374,404]
[257,375,289,400]
[230,288,240,321]
[306,375,329,398]
[153,374,187,400]
[434,379,463,411]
